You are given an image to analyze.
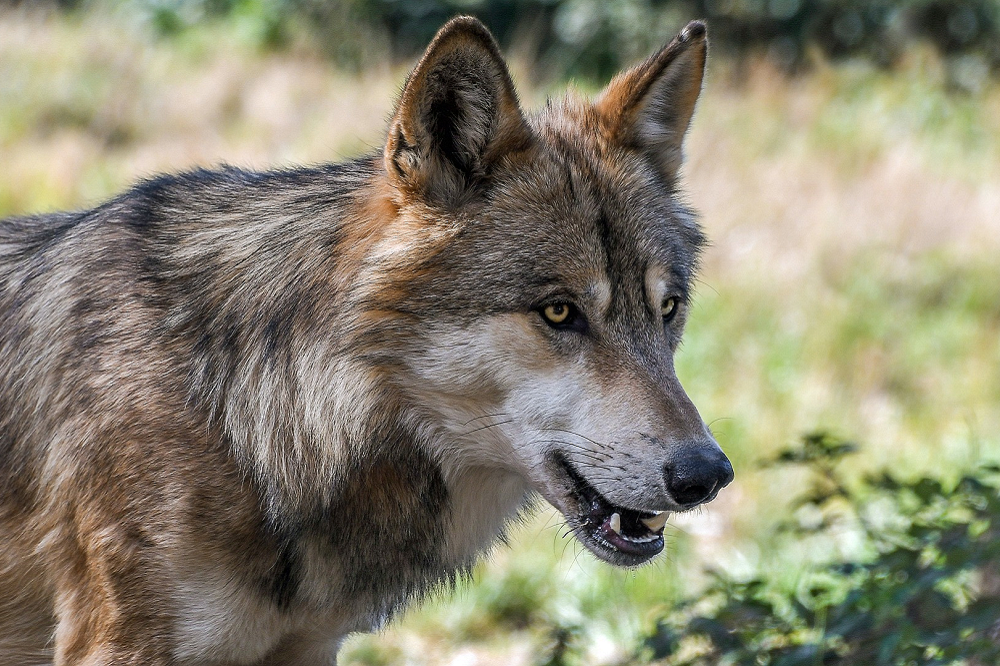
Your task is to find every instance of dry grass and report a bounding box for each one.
[0,8,397,215]
[2,7,999,664]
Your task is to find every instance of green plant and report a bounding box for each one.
[640,432,1000,665]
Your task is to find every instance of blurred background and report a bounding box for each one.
[1,0,998,663]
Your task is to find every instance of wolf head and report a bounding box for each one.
[371,17,732,567]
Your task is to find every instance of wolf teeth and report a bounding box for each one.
[609,512,622,534]
[621,533,660,544]
[641,512,669,532]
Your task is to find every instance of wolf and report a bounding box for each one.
[0,15,732,665]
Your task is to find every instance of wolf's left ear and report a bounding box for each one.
[596,21,708,182]
[385,16,531,206]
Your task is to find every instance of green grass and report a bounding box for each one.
[2,8,998,664]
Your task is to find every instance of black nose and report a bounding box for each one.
[664,445,734,508]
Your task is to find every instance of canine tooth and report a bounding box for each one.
[641,512,669,532]
[609,512,622,534]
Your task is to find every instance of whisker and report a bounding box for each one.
[539,511,565,535]
[533,437,612,461]
[460,412,510,427]
[541,427,607,449]
[544,449,610,464]
[537,454,627,474]
[460,418,515,437]
[560,537,574,561]
[694,277,720,297]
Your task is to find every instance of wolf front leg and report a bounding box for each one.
[47,508,177,666]
[51,560,174,665]
[52,590,175,666]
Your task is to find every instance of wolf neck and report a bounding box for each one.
[434,459,533,566]
[259,406,531,624]
[211,337,529,619]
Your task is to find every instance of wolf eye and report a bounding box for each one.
[542,303,572,325]
[538,302,587,332]
[661,297,679,323]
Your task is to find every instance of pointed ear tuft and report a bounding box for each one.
[384,16,531,206]
[596,20,708,181]
[679,19,707,41]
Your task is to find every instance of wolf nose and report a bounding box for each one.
[664,446,734,508]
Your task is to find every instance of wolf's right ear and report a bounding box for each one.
[596,21,708,183]
[384,17,531,206]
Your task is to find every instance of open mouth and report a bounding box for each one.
[553,454,668,566]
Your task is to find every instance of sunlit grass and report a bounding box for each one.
[2,7,998,664]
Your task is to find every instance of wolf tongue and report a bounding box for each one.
[641,512,669,532]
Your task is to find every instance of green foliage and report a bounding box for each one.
[639,433,1000,665]
[64,0,1000,80]
[690,0,1000,70]
[535,622,586,666]
[105,0,292,49]
[286,0,1000,80]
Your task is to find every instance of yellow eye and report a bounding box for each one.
[542,303,571,325]
[661,297,678,321]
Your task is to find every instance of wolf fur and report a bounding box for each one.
[0,16,732,665]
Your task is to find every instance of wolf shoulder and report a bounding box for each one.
[0,157,377,494]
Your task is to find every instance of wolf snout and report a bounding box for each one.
[664,445,734,508]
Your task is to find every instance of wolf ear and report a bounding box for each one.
[384,17,531,206]
[596,21,707,182]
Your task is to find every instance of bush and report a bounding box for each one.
[640,432,1000,665]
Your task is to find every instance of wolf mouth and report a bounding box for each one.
[553,453,667,566]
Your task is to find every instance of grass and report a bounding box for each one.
[2,6,998,665]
